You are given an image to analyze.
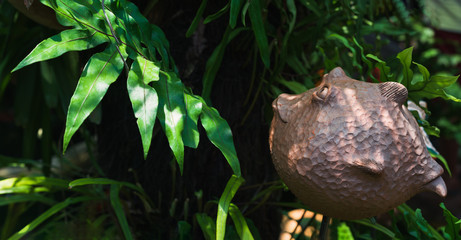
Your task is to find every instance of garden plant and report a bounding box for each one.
[0,0,461,239]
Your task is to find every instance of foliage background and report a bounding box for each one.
[0,0,460,239]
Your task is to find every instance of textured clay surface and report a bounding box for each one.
[269,67,447,220]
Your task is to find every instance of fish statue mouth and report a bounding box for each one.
[422,175,447,197]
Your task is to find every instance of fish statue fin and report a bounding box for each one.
[350,158,384,175]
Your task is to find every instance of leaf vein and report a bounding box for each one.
[70,49,118,132]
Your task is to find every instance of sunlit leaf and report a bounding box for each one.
[428,75,460,89]
[182,93,202,148]
[409,75,461,103]
[12,29,107,72]
[0,177,68,195]
[8,196,96,240]
[41,0,105,30]
[127,56,160,158]
[196,213,216,240]
[109,0,153,58]
[63,44,126,153]
[200,100,241,176]
[152,72,186,174]
[396,47,414,87]
[216,175,244,240]
[228,203,254,240]
[100,0,130,43]
[337,222,354,240]
[0,178,63,195]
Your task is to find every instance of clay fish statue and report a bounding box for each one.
[269,67,447,220]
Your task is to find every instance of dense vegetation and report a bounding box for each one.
[0,0,460,239]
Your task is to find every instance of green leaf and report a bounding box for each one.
[328,34,360,70]
[410,111,440,137]
[351,219,396,239]
[229,0,243,28]
[204,3,229,24]
[413,62,430,87]
[200,100,241,176]
[337,222,354,240]
[298,0,322,16]
[241,1,250,27]
[428,75,460,89]
[182,93,203,149]
[409,75,461,102]
[0,194,56,206]
[152,72,186,174]
[41,0,105,31]
[428,149,452,177]
[196,213,216,240]
[63,44,126,153]
[273,0,296,76]
[397,204,445,240]
[149,25,173,69]
[111,0,155,59]
[39,61,59,108]
[285,0,297,33]
[396,47,414,87]
[7,196,94,240]
[110,184,134,240]
[127,56,160,159]
[353,37,377,82]
[12,29,108,72]
[414,209,434,238]
[366,54,394,82]
[248,0,270,68]
[0,154,42,167]
[278,79,308,94]
[216,175,245,240]
[228,203,254,240]
[202,27,243,104]
[68,177,144,194]
[178,221,192,240]
[109,1,145,53]
[186,0,208,37]
[440,203,461,240]
[0,177,68,195]
[64,0,111,30]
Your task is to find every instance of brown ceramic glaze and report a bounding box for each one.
[269,67,447,220]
